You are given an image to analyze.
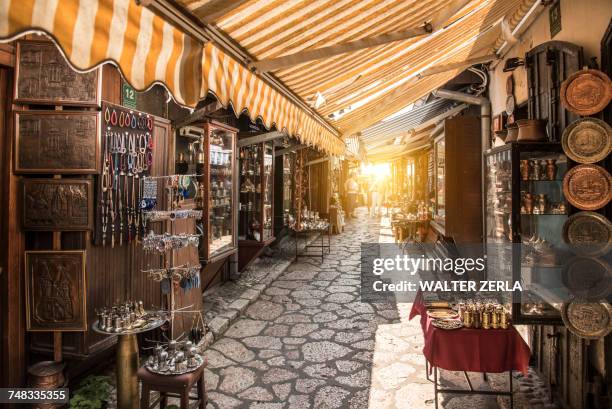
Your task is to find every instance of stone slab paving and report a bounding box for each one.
[201,209,505,409]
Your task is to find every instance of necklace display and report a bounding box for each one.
[100,103,155,247]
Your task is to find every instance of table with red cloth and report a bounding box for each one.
[409,291,531,409]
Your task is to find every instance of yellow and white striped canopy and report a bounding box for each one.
[179,0,536,137]
[0,0,345,155]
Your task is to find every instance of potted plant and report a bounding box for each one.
[69,375,112,409]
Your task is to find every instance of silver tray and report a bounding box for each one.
[144,354,204,376]
[92,312,167,336]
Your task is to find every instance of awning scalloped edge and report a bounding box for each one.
[0,0,344,156]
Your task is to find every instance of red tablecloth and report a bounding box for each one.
[409,293,531,375]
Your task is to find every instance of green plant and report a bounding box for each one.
[69,375,112,409]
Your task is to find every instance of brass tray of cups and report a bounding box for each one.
[562,118,612,164]
[427,308,459,320]
[431,318,463,330]
[562,257,612,300]
[562,211,612,256]
[563,164,612,210]
[145,354,204,376]
[561,298,612,339]
[93,302,167,336]
[560,68,612,116]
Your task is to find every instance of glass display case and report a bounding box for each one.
[282,152,295,225]
[238,141,275,244]
[195,120,238,262]
[485,143,570,324]
[433,134,446,226]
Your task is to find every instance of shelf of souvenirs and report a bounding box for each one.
[520,284,567,315]
[210,235,233,255]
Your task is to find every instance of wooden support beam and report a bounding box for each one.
[174,100,223,128]
[249,0,472,73]
[237,131,287,148]
[305,156,330,167]
[192,0,251,24]
[418,53,497,78]
[274,144,307,157]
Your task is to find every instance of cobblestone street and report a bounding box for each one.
[201,210,509,409]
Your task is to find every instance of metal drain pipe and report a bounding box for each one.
[431,89,491,244]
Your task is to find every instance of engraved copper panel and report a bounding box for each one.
[23,179,93,231]
[560,68,612,116]
[562,257,612,300]
[561,299,612,339]
[15,110,101,174]
[563,164,612,210]
[563,211,612,256]
[15,40,100,106]
[25,250,87,332]
[561,118,611,164]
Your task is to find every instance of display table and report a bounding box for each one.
[409,293,531,409]
[392,218,429,242]
[292,225,331,262]
[93,318,166,409]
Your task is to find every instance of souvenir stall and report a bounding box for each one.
[0,37,208,408]
[481,6,612,405]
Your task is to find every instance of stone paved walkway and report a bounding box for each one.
[201,208,505,409]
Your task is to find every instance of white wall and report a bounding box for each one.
[489,0,612,116]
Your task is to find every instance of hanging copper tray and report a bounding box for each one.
[563,164,612,210]
[563,211,612,256]
[560,69,612,116]
[561,299,612,339]
[562,257,612,300]
[562,118,612,164]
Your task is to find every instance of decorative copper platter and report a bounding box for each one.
[563,211,612,256]
[560,68,612,116]
[427,308,459,320]
[562,257,612,300]
[563,164,612,210]
[562,118,611,164]
[431,318,463,330]
[561,299,612,339]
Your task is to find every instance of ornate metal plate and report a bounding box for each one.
[560,68,612,116]
[563,211,612,256]
[561,299,612,339]
[563,164,612,210]
[562,118,611,164]
[25,251,87,331]
[15,110,101,174]
[145,354,205,376]
[562,257,612,300]
[15,40,100,106]
[23,179,93,231]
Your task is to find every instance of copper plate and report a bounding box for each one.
[562,118,612,164]
[563,211,612,256]
[560,69,612,116]
[427,309,459,319]
[563,164,612,210]
[561,299,612,339]
[562,257,612,300]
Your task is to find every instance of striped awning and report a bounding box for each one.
[177,0,537,138]
[0,0,345,156]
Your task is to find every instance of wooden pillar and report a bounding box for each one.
[0,66,27,387]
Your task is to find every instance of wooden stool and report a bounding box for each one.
[138,363,207,409]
